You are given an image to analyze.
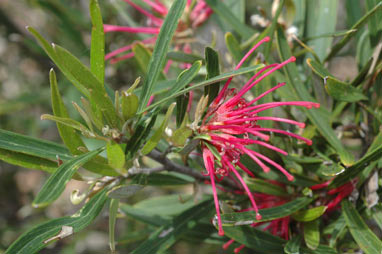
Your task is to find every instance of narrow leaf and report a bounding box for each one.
[52,44,119,126]
[325,2,382,61]
[285,235,302,254]
[205,0,254,39]
[49,69,86,155]
[304,220,320,250]
[292,206,327,222]
[138,0,187,110]
[109,198,119,253]
[131,199,214,254]
[5,188,109,254]
[220,197,313,226]
[276,26,354,166]
[0,129,116,176]
[0,148,57,173]
[90,0,105,83]
[330,143,382,187]
[32,148,103,208]
[204,47,220,105]
[143,64,264,113]
[107,184,144,199]
[26,27,89,96]
[342,200,382,254]
[106,141,125,169]
[325,77,367,102]
[141,103,176,155]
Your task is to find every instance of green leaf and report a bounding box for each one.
[166,51,204,63]
[131,172,194,186]
[276,26,354,166]
[134,194,196,217]
[205,0,254,39]
[133,43,164,80]
[90,0,105,83]
[222,226,285,254]
[245,178,289,197]
[325,76,367,102]
[106,141,125,169]
[304,220,320,250]
[5,187,109,254]
[141,60,202,114]
[120,205,171,227]
[144,64,264,112]
[121,92,139,120]
[130,198,214,254]
[225,32,243,64]
[306,58,334,79]
[366,0,382,46]
[41,114,90,134]
[125,113,157,159]
[330,143,382,187]
[138,0,187,110]
[52,44,119,127]
[107,184,144,199]
[109,198,119,253]
[26,26,89,96]
[171,127,193,147]
[292,206,327,222]
[342,200,382,254]
[325,2,382,61]
[141,103,176,155]
[204,47,220,105]
[0,128,116,176]
[285,236,302,254]
[220,197,313,226]
[323,215,346,247]
[32,148,103,208]
[0,148,57,173]
[305,0,338,61]
[0,128,72,161]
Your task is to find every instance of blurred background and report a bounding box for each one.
[0,0,378,253]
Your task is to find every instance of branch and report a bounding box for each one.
[148,149,237,188]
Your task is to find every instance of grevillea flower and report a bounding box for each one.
[310,178,358,212]
[104,0,212,63]
[199,36,320,236]
[223,188,291,253]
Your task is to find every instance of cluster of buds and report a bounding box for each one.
[104,0,212,63]
[199,36,320,236]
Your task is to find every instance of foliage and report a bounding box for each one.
[1,0,382,253]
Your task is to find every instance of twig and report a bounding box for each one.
[148,149,237,188]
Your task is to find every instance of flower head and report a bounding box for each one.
[104,0,212,63]
[199,36,320,236]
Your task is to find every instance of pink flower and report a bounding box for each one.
[104,0,212,63]
[310,178,358,212]
[199,36,320,236]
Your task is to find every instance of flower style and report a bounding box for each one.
[310,178,358,212]
[199,36,320,236]
[104,0,212,63]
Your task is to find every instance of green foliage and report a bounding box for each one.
[2,0,382,253]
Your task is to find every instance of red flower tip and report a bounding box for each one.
[234,245,245,253]
[298,122,306,128]
[290,56,296,62]
[306,139,313,146]
[287,175,294,181]
[264,36,271,42]
[256,213,262,220]
[218,229,225,236]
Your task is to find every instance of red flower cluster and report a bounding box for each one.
[199,36,320,236]
[104,0,212,63]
